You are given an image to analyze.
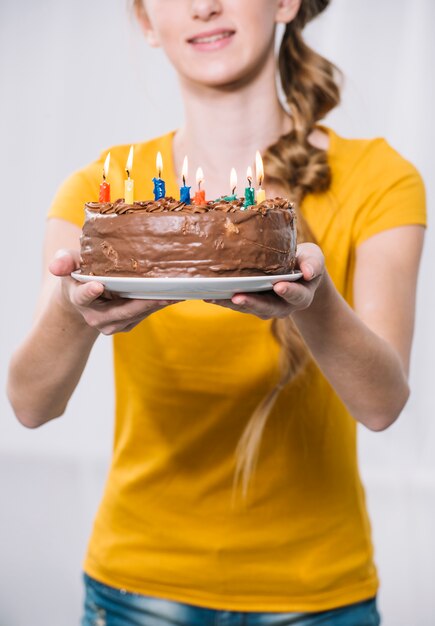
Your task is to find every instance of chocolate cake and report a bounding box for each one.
[79,196,297,278]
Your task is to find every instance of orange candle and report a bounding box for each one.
[99,152,111,202]
[194,167,206,205]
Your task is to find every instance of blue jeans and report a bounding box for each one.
[81,573,381,625]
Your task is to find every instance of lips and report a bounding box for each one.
[187,29,235,45]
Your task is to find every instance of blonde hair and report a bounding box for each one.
[234,0,342,498]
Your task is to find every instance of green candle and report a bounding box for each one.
[243,166,255,208]
[224,168,237,201]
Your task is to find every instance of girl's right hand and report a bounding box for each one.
[49,249,174,335]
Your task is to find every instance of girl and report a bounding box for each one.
[7,0,426,624]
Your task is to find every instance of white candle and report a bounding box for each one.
[255,150,266,204]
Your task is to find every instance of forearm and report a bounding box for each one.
[293,272,409,430]
[7,289,99,428]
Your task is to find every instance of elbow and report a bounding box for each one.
[363,382,410,432]
[7,358,67,428]
[12,407,64,429]
[366,416,398,433]
[16,415,45,430]
[6,383,65,429]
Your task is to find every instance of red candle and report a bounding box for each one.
[99,152,111,202]
[194,167,206,205]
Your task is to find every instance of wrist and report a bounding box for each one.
[291,271,350,368]
[293,271,336,328]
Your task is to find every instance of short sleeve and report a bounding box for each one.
[47,153,108,229]
[352,141,427,247]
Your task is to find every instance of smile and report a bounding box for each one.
[187,29,235,50]
[189,31,234,44]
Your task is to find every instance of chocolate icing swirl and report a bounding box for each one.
[85,196,294,216]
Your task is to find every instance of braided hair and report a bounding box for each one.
[234,0,342,497]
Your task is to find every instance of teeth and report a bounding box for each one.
[192,32,232,44]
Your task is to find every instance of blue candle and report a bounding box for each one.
[153,151,166,200]
[180,185,191,203]
[180,156,191,204]
[153,177,166,200]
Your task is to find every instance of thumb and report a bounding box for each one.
[49,249,81,277]
[295,243,324,282]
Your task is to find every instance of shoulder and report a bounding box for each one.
[319,128,426,245]
[323,126,424,194]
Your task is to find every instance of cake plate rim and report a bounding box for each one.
[71,271,303,301]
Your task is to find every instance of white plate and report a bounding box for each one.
[71,271,303,300]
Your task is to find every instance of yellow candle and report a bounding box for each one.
[255,150,266,204]
[230,168,237,197]
[125,145,134,204]
[256,189,266,203]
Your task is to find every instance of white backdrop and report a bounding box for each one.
[1,1,434,625]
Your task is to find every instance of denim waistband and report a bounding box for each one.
[82,573,381,626]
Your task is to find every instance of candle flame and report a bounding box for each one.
[182,156,188,186]
[156,151,163,178]
[230,168,237,194]
[247,166,253,187]
[255,150,264,187]
[125,146,134,178]
[103,152,111,181]
[196,166,204,189]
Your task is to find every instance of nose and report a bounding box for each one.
[191,0,222,21]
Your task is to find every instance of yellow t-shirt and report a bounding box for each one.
[48,128,426,612]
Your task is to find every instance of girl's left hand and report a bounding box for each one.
[205,243,325,319]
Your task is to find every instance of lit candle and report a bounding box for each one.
[255,151,266,204]
[224,168,237,201]
[180,156,191,204]
[99,152,111,203]
[243,166,255,208]
[124,146,134,204]
[153,151,166,200]
[194,167,206,205]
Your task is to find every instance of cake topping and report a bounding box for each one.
[85,196,294,216]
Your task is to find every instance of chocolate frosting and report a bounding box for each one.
[80,196,297,278]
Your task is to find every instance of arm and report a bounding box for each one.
[215,224,425,431]
[7,218,174,429]
[292,225,424,430]
[7,218,97,427]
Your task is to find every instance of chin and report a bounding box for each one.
[179,44,271,89]
[182,60,255,89]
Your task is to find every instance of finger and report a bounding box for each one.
[88,298,174,326]
[272,281,312,308]
[49,249,81,276]
[295,243,324,281]
[204,298,241,311]
[72,281,105,307]
[229,291,290,318]
[88,299,175,334]
[95,297,174,312]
